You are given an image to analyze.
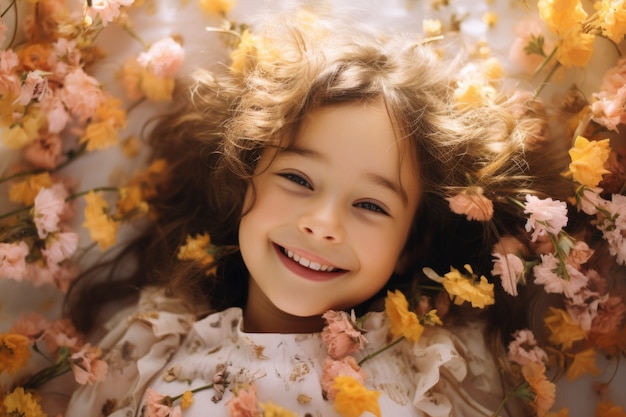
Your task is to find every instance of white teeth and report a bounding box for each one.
[283,248,336,272]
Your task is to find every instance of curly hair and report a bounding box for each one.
[65,10,572,335]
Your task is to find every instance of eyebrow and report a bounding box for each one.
[282,146,409,206]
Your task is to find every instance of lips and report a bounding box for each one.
[274,244,346,281]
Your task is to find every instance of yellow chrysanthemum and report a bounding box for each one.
[83,191,119,251]
[79,97,127,151]
[544,306,587,350]
[2,111,43,149]
[259,401,298,417]
[442,265,495,308]
[198,0,233,17]
[8,172,53,206]
[177,233,216,272]
[332,376,381,417]
[180,391,194,409]
[566,136,611,187]
[565,348,600,380]
[3,387,46,417]
[0,334,31,374]
[422,309,443,326]
[596,0,626,43]
[555,28,595,68]
[537,0,587,35]
[116,186,149,218]
[385,290,424,342]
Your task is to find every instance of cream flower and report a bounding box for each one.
[523,195,568,241]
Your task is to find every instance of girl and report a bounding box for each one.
[64,8,570,417]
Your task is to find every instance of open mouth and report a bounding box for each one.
[278,245,343,273]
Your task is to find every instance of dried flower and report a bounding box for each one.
[321,356,366,400]
[259,401,297,417]
[523,195,568,241]
[82,191,119,251]
[332,375,381,417]
[521,362,556,417]
[226,384,260,417]
[567,136,612,187]
[507,329,548,365]
[384,290,424,342]
[3,387,46,417]
[321,310,367,359]
[0,333,31,374]
[70,343,109,385]
[441,265,495,308]
[491,252,525,296]
[445,186,494,221]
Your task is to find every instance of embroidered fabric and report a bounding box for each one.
[66,288,503,417]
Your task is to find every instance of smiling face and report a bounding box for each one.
[238,100,421,330]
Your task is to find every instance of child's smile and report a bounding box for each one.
[239,99,421,329]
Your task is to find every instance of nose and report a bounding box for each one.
[297,202,344,242]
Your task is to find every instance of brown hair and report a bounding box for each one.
[65,10,572,336]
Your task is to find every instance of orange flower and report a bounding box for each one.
[441,265,495,308]
[9,172,53,206]
[199,0,233,16]
[537,0,587,36]
[259,401,298,417]
[565,348,600,380]
[332,375,381,417]
[596,400,626,417]
[180,391,194,409]
[544,306,587,350]
[140,71,175,101]
[385,290,424,342]
[445,186,494,221]
[596,0,626,43]
[177,233,218,274]
[0,334,31,374]
[79,96,127,151]
[522,362,556,417]
[2,111,44,149]
[116,186,148,218]
[566,136,611,187]
[555,28,595,68]
[82,191,119,251]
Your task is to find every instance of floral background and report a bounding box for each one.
[0,0,625,416]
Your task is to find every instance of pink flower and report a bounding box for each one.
[15,70,49,106]
[492,235,527,257]
[321,356,366,400]
[60,68,105,122]
[226,385,260,417]
[0,49,20,95]
[32,183,69,239]
[0,16,7,45]
[576,186,606,215]
[144,388,181,417]
[48,37,80,78]
[23,132,63,170]
[70,343,109,385]
[9,312,51,343]
[591,296,626,334]
[0,241,30,280]
[533,254,588,298]
[321,310,367,359]
[507,329,547,365]
[591,98,625,131]
[491,252,525,296]
[566,288,605,331]
[137,37,185,78]
[523,195,568,241]
[42,231,79,268]
[567,240,594,268]
[42,94,70,134]
[445,186,493,221]
[508,19,553,74]
[42,318,81,353]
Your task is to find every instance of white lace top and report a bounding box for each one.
[65,288,505,417]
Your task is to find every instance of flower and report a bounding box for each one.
[521,362,556,417]
[180,391,194,409]
[0,241,30,281]
[82,190,120,251]
[321,356,366,400]
[537,0,587,36]
[567,136,612,187]
[332,375,381,417]
[565,347,600,380]
[555,28,595,68]
[259,402,297,417]
[3,387,46,417]
[70,343,109,385]
[523,195,569,241]
[445,186,494,221]
[596,400,626,417]
[321,310,367,359]
[32,183,68,239]
[9,172,53,206]
[384,290,424,342]
[595,0,626,43]
[0,333,31,374]
[491,252,525,296]
[226,384,260,417]
[137,37,185,79]
[144,388,181,417]
[543,306,587,350]
[441,265,495,308]
[177,233,216,268]
[199,0,234,16]
[507,329,548,365]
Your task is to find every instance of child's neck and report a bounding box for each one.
[243,280,325,333]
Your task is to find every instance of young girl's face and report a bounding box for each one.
[239,100,421,319]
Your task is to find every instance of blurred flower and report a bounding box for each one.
[321,356,366,400]
[144,388,181,417]
[523,195,568,241]
[537,0,587,36]
[180,391,194,409]
[555,28,595,68]
[32,183,68,239]
[385,290,424,342]
[259,401,297,417]
[521,361,556,417]
[491,252,525,296]
[3,387,46,417]
[137,37,184,78]
[332,375,381,417]
[446,186,493,221]
[0,241,30,281]
[544,306,587,350]
[82,190,120,251]
[596,400,626,417]
[595,0,626,43]
[565,347,600,380]
[441,265,495,308]
[70,343,109,385]
[199,0,234,17]
[0,333,31,374]
[507,329,547,366]
[226,384,259,417]
[321,310,367,359]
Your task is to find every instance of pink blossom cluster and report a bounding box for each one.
[591,58,626,132]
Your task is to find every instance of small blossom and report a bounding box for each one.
[321,356,366,400]
[523,195,568,241]
[180,391,194,409]
[82,191,119,251]
[137,37,184,78]
[0,334,31,374]
[259,402,297,417]
[60,68,106,122]
[596,400,626,417]
[544,306,587,350]
[575,186,606,215]
[565,347,600,380]
[321,310,367,359]
[87,0,135,26]
[199,0,234,16]
[23,132,63,170]
[441,265,495,308]
[332,375,381,417]
[521,361,556,417]
[533,253,588,298]
[555,28,595,68]
[0,241,30,281]
[140,70,176,101]
[226,384,260,417]
[177,233,218,274]
[491,252,525,296]
[144,388,181,417]
[590,295,626,334]
[507,329,548,365]
[3,387,46,417]
[70,343,109,385]
[384,290,424,342]
[537,0,587,36]
[15,70,49,106]
[42,231,79,269]
[567,136,612,187]
[596,0,626,43]
[446,186,493,221]
[32,183,69,239]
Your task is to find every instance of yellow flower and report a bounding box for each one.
[565,348,600,380]
[482,11,498,27]
[3,387,46,417]
[596,400,626,417]
[180,391,194,409]
[116,186,148,218]
[79,97,127,151]
[177,233,218,274]
[537,0,587,35]
[521,362,556,417]
[332,375,381,417]
[140,71,175,101]
[0,334,31,374]
[8,172,53,206]
[441,265,495,308]
[385,290,424,342]
[543,306,586,350]
[2,111,43,149]
[566,136,611,187]
[422,18,443,36]
[259,401,297,417]
[596,0,626,43]
[198,0,233,17]
[453,80,496,110]
[555,28,595,68]
[546,409,569,417]
[422,309,443,326]
[83,191,119,251]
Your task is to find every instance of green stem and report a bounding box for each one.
[490,381,526,417]
[170,383,215,402]
[532,46,557,79]
[358,336,405,366]
[533,60,561,99]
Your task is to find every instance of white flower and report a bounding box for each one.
[491,252,525,296]
[523,195,568,241]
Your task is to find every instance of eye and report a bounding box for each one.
[278,172,313,190]
[355,201,388,215]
